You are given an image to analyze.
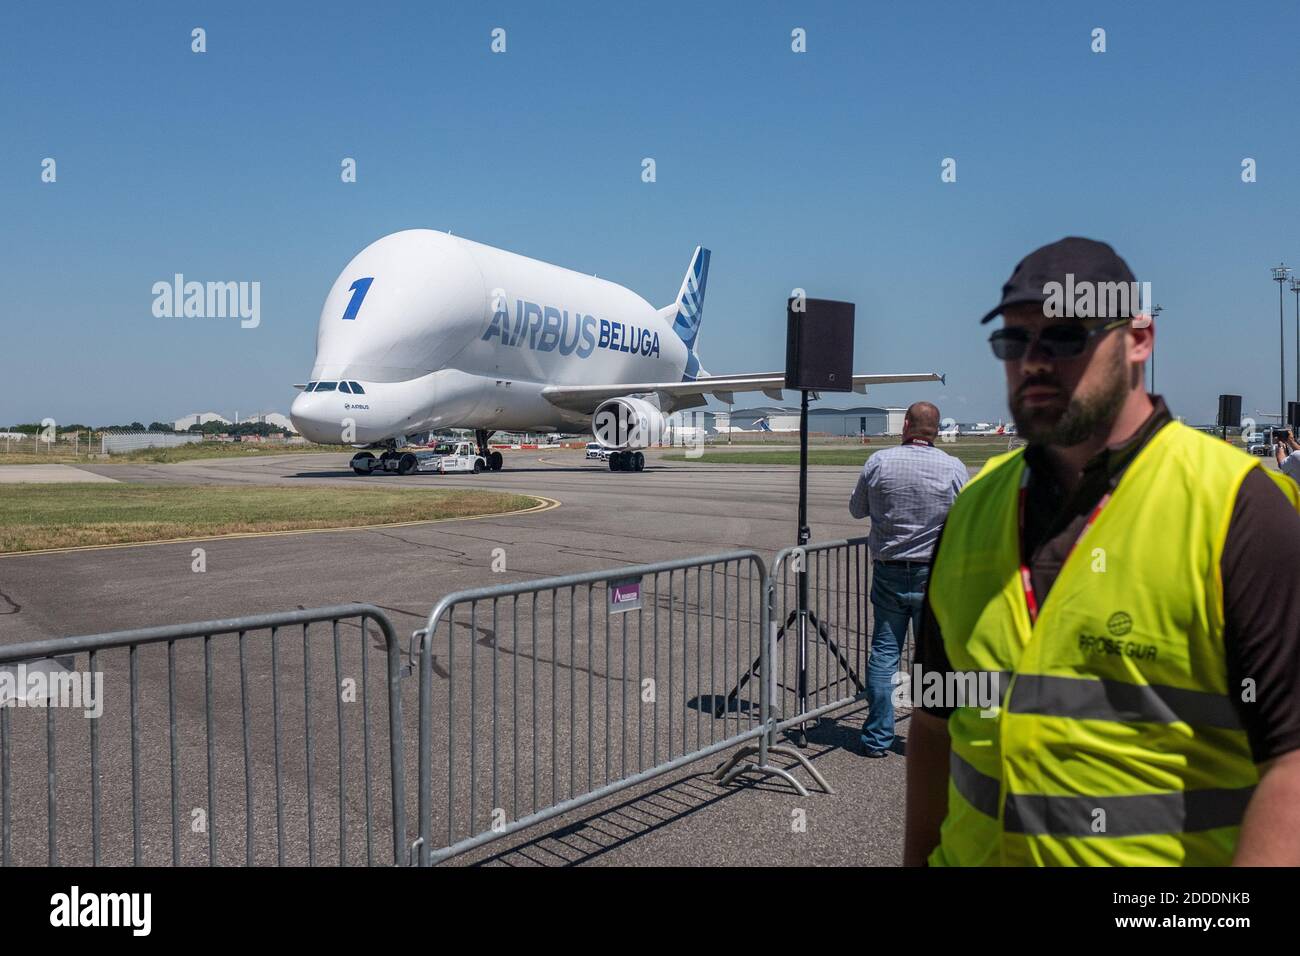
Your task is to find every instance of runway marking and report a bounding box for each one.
[0,464,119,484]
[0,495,562,558]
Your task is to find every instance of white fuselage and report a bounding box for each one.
[291,230,688,444]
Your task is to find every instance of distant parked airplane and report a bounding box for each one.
[960,421,1009,436]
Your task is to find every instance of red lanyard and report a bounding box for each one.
[1017,468,1111,625]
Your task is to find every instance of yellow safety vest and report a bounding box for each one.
[927,420,1300,866]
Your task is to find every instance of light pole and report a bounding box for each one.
[1147,303,1164,394]
[1272,264,1292,426]
[1291,275,1300,418]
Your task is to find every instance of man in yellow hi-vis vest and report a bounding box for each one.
[904,237,1300,866]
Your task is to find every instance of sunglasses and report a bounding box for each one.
[989,318,1130,361]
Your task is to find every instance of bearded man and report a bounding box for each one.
[903,237,1300,866]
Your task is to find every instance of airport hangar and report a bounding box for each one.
[715,405,907,436]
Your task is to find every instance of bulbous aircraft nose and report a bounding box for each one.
[290,391,339,444]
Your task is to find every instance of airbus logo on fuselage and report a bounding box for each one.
[482,300,660,359]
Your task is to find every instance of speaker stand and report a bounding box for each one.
[715,389,863,746]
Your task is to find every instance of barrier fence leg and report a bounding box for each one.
[712,575,831,796]
[416,627,432,867]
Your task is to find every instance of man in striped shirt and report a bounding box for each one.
[849,401,968,757]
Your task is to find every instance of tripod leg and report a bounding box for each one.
[715,652,760,718]
[808,610,864,691]
[714,610,797,718]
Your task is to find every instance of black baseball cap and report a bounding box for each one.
[979,237,1138,324]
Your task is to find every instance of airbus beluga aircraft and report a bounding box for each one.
[289,229,941,473]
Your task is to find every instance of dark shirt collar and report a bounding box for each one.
[1024,394,1173,486]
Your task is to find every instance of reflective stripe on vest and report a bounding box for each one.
[1006,674,1243,729]
[951,752,1255,837]
[950,751,1000,818]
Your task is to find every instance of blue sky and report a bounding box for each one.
[3,1,1299,427]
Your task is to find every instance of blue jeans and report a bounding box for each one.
[861,561,928,752]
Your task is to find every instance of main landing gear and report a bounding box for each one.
[476,429,504,471]
[350,449,418,475]
[608,450,645,472]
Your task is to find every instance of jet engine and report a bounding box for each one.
[591,396,670,451]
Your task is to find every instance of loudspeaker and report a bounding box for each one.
[1217,394,1242,429]
[1289,402,1300,430]
[785,297,854,392]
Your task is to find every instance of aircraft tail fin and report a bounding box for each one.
[663,246,710,352]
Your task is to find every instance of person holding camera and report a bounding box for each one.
[1274,427,1300,482]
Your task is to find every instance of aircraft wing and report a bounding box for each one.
[540,371,944,414]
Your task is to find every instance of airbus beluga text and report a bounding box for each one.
[289,229,942,474]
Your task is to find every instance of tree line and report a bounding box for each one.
[4,421,293,437]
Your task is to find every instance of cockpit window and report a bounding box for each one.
[315,381,337,392]
[338,381,352,394]
[304,382,317,392]
[348,382,365,394]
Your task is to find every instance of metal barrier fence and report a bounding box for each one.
[412,550,805,866]
[1,434,91,457]
[0,605,405,866]
[101,432,203,454]
[764,538,914,744]
[0,543,904,866]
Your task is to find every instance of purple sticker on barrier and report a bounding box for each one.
[609,578,642,614]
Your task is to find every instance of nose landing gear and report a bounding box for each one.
[475,429,504,471]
